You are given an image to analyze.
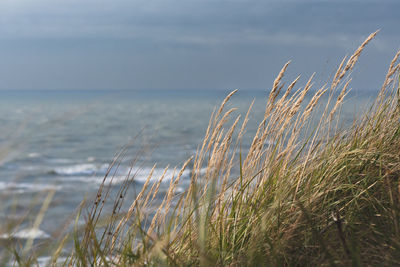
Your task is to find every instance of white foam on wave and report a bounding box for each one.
[128,167,193,183]
[87,156,96,162]
[0,228,50,240]
[0,181,62,193]
[52,163,109,176]
[35,256,68,267]
[27,152,41,158]
[56,166,197,185]
[57,175,127,185]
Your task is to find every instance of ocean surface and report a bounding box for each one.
[0,89,376,248]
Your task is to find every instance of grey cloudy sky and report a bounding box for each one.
[0,0,399,90]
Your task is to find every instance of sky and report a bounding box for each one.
[0,0,399,90]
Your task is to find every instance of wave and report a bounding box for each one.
[54,165,201,184]
[27,152,41,158]
[35,256,68,267]
[0,228,50,240]
[56,175,128,185]
[56,168,191,184]
[50,163,110,176]
[0,164,206,193]
[0,182,62,193]
[0,166,203,194]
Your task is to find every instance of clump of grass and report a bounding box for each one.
[68,31,400,266]
[5,31,400,266]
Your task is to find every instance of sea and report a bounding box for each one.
[0,89,376,255]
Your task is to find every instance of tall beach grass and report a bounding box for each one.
[3,31,400,266]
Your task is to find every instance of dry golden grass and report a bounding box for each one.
[2,31,400,266]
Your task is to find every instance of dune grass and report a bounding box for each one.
[3,31,400,266]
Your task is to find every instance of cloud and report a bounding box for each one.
[0,0,398,90]
[0,0,397,52]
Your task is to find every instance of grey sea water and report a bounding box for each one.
[0,89,375,242]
